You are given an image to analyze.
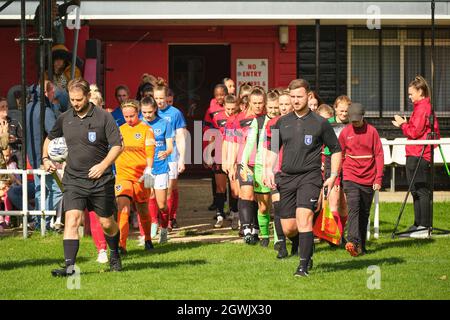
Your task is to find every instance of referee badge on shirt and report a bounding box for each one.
[88,132,96,143]
[304,135,313,145]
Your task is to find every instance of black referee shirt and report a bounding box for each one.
[48,103,122,187]
[270,110,341,175]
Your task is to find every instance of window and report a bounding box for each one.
[348,28,450,116]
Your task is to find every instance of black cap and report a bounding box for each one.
[348,103,365,122]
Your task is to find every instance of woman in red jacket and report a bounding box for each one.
[392,75,440,238]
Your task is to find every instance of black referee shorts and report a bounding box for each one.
[278,170,323,219]
[63,181,117,218]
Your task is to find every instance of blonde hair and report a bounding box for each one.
[250,87,267,102]
[267,89,280,102]
[141,73,157,86]
[238,82,253,98]
[153,78,168,96]
[409,75,431,98]
[333,95,352,109]
[317,104,334,116]
[89,84,104,107]
[121,99,140,112]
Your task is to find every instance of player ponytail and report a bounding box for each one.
[409,75,431,98]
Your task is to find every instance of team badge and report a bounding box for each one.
[88,132,96,143]
[154,128,162,136]
[115,185,122,192]
[135,133,142,140]
[304,135,313,146]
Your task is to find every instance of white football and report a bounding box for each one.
[48,137,68,163]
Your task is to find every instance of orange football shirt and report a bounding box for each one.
[115,121,155,181]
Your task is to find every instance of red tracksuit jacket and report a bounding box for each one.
[338,122,384,186]
[401,97,440,162]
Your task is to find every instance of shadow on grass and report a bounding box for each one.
[125,241,209,257]
[315,236,435,254]
[371,238,435,252]
[124,259,207,272]
[125,239,241,258]
[80,259,208,275]
[318,257,405,272]
[0,257,89,271]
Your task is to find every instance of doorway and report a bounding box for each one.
[169,45,231,175]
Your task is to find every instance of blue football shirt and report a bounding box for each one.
[157,105,186,162]
[143,116,173,175]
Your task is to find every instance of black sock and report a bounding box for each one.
[63,239,79,268]
[273,202,285,242]
[238,199,254,226]
[289,235,299,254]
[251,201,259,229]
[299,231,314,270]
[216,193,226,216]
[229,196,238,213]
[105,231,120,254]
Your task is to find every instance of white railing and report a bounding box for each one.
[367,138,450,240]
[0,169,58,239]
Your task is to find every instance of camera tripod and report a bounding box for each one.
[392,130,450,239]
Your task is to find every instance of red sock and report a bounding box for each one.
[167,194,174,221]
[138,211,152,241]
[137,214,145,237]
[170,189,179,220]
[89,211,107,251]
[148,198,159,224]
[160,208,169,229]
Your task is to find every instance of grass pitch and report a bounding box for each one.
[0,202,449,300]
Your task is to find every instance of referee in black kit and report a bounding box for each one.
[265,79,342,277]
[42,78,124,276]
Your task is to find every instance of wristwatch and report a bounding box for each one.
[330,172,338,178]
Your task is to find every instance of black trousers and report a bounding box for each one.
[405,156,431,227]
[343,180,375,250]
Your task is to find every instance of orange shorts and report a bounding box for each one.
[115,180,150,203]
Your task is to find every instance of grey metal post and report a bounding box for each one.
[391,166,395,192]
[22,169,28,239]
[20,0,27,239]
[39,0,46,155]
[71,5,81,80]
[40,171,47,236]
[315,19,320,93]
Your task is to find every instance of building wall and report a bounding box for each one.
[0,26,89,98]
[89,25,297,107]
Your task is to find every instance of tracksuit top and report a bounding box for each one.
[400,97,440,162]
[338,121,384,186]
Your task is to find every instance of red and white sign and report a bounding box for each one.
[236,59,268,91]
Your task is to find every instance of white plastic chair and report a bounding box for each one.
[380,138,392,165]
[391,138,407,166]
[433,138,450,164]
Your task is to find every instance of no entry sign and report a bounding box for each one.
[236,59,268,91]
